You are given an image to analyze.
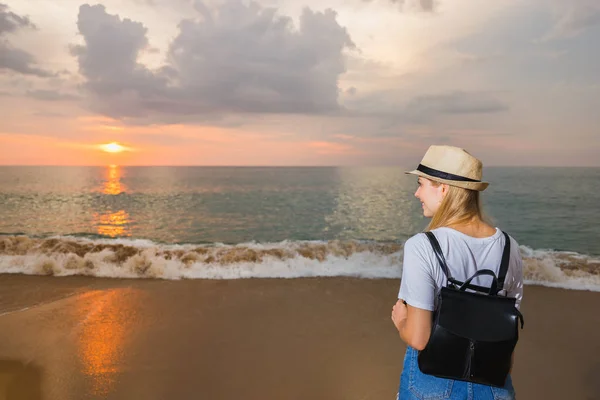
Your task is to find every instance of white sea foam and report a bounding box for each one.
[519,245,600,291]
[0,235,599,292]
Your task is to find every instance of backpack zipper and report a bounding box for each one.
[464,340,475,379]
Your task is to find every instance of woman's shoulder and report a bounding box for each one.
[503,233,522,260]
[405,232,429,246]
[405,229,457,249]
[402,234,438,270]
[504,232,520,246]
[404,232,436,256]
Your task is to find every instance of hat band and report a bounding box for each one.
[417,164,480,183]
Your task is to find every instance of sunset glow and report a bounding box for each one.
[100,143,126,153]
[0,1,598,166]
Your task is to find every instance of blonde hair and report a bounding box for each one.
[426,180,492,231]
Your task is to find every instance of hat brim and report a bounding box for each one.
[405,170,489,191]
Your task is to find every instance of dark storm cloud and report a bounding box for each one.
[0,3,53,77]
[72,1,355,122]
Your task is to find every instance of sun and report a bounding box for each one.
[100,142,126,153]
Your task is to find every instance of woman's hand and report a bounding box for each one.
[392,300,433,350]
[391,299,408,332]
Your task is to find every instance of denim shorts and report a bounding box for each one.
[397,346,516,400]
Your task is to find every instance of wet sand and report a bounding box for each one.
[0,275,598,400]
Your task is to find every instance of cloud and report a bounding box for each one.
[70,4,159,99]
[31,111,68,118]
[26,89,80,101]
[342,88,508,122]
[339,90,509,137]
[346,87,357,96]
[406,91,508,115]
[363,0,436,12]
[542,3,600,41]
[0,45,55,77]
[0,3,53,77]
[72,1,355,122]
[131,0,157,5]
[417,0,435,12]
[0,3,35,34]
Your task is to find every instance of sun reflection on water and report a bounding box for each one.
[102,165,127,195]
[93,210,132,237]
[325,167,422,241]
[93,165,133,237]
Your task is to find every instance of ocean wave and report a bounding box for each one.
[0,235,598,292]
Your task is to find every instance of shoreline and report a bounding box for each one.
[0,275,598,399]
[2,233,599,292]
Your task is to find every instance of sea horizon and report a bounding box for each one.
[1,165,598,291]
[2,165,600,168]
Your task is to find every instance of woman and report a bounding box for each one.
[391,145,524,400]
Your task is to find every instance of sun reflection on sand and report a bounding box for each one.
[75,289,144,397]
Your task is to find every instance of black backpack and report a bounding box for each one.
[418,231,524,387]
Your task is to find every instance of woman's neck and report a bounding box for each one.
[446,218,496,238]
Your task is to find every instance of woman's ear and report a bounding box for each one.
[440,183,449,201]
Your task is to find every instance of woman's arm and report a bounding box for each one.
[395,235,436,350]
[392,300,432,350]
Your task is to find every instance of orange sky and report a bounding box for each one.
[1,0,599,166]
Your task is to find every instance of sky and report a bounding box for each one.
[0,0,599,166]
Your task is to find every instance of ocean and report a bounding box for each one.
[0,166,598,291]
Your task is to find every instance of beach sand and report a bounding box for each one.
[0,275,598,400]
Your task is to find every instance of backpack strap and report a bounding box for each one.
[496,231,524,328]
[424,231,506,294]
[516,307,525,329]
[495,231,511,295]
[459,269,499,295]
[424,231,456,288]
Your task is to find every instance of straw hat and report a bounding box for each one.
[405,145,489,191]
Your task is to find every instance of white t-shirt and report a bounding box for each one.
[398,227,524,311]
